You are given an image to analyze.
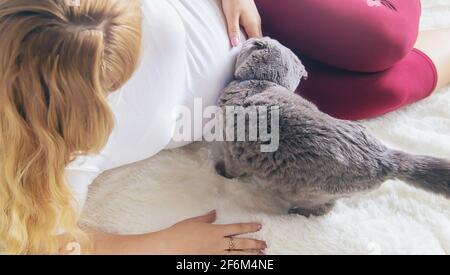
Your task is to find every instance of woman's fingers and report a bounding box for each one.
[222,237,267,251]
[241,15,262,38]
[187,210,217,224]
[219,223,262,237]
[225,13,262,45]
[222,0,262,45]
[224,12,241,47]
[243,23,262,38]
[221,250,265,255]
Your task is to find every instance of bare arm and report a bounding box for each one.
[222,0,262,47]
[86,210,266,255]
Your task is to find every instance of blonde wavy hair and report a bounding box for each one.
[0,0,142,254]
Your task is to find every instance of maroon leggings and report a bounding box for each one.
[256,0,438,120]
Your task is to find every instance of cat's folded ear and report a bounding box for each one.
[253,39,269,49]
[234,37,307,91]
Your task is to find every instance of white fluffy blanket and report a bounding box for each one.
[81,0,450,255]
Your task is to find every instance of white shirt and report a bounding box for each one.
[65,0,243,211]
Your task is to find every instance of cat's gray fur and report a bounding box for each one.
[213,37,450,217]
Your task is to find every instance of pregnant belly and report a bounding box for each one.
[164,0,245,148]
[66,0,245,192]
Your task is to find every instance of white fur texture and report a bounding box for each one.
[81,0,450,255]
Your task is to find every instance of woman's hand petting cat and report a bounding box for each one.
[222,0,262,47]
[92,210,267,255]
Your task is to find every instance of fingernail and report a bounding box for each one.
[258,251,266,255]
[257,224,263,230]
[263,242,267,249]
[209,210,216,215]
[231,37,240,47]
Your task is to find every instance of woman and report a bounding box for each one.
[0,0,449,254]
[0,0,265,255]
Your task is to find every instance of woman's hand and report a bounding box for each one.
[92,210,267,255]
[222,0,262,47]
[159,210,266,255]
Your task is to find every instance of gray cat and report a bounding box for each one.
[212,37,450,217]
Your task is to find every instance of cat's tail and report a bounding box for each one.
[389,150,450,198]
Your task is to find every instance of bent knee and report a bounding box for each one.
[377,84,409,111]
[373,73,429,114]
[357,23,418,72]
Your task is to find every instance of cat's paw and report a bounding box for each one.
[214,161,235,179]
[288,207,314,217]
[288,202,335,217]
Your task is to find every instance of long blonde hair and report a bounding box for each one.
[0,0,142,254]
